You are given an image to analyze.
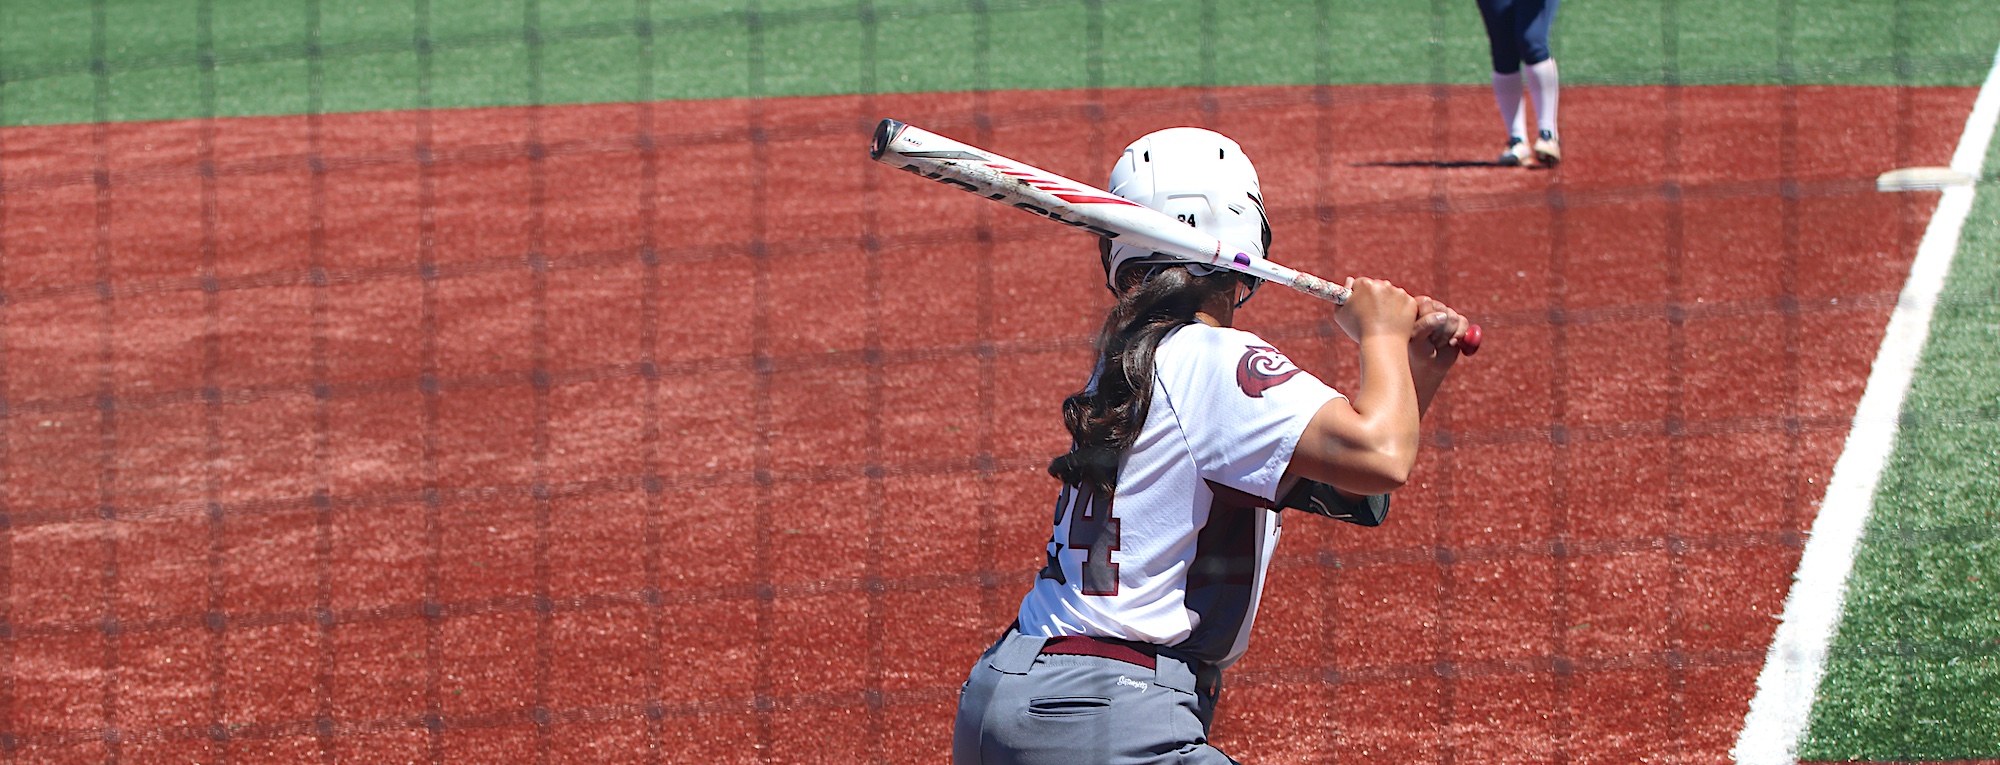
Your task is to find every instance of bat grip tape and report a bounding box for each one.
[1289,273,1349,304]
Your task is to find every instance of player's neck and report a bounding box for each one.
[1194,311,1228,328]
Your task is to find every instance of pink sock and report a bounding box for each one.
[1492,71,1526,140]
[1525,59,1559,138]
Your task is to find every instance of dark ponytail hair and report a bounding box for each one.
[1048,262,1243,496]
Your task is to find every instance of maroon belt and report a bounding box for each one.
[1039,635,1158,670]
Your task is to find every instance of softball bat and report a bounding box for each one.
[869,118,1481,355]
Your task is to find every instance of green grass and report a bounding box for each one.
[1797,127,2000,760]
[4,0,2000,126]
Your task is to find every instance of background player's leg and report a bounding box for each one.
[1492,70,1530,164]
[1475,0,1531,165]
[1518,0,1562,164]
[1525,59,1560,163]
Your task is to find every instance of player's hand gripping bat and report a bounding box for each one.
[868,118,1481,355]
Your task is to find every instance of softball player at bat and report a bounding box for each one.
[1479,0,1564,167]
[951,128,1470,765]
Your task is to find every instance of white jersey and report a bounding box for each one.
[1016,323,1341,668]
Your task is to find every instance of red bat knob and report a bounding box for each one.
[1461,324,1483,356]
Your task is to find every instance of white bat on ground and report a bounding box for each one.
[868,118,1481,354]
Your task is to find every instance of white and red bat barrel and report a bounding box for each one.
[869,120,1295,286]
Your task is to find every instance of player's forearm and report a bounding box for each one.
[1287,330,1425,495]
[1413,362,1449,416]
[1345,334,1421,487]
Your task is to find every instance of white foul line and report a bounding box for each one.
[1732,44,2000,765]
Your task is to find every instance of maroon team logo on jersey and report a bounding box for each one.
[1236,345,1301,398]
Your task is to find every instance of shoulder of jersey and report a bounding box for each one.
[1177,323,1271,353]
[1161,324,1281,367]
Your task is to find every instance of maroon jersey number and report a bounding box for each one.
[1037,484,1121,596]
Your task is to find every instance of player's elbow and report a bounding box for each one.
[1346,418,1419,493]
[1301,436,1415,496]
[1292,400,1420,495]
[1338,448,1414,495]
[1377,452,1415,490]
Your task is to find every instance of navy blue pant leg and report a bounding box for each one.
[1476,0,1559,72]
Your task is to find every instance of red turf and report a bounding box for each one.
[0,83,1974,763]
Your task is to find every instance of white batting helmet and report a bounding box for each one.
[1102,127,1270,292]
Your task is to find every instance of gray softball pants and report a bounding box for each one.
[951,628,1241,765]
